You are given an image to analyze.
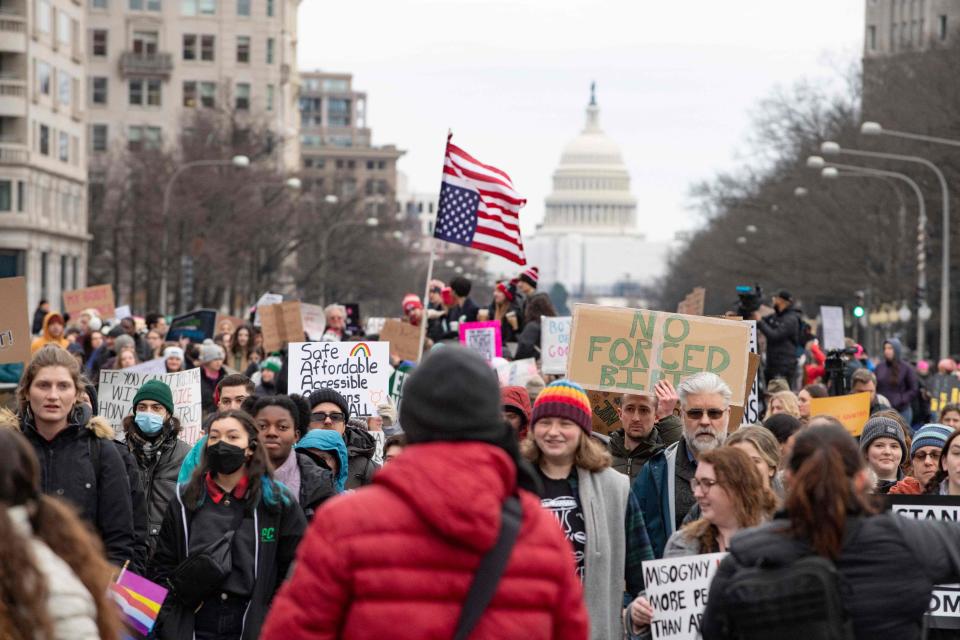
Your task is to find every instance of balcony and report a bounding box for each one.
[0,77,25,116]
[0,14,25,53]
[119,51,172,78]
[0,141,28,164]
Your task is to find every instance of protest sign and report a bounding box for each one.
[165,309,216,343]
[63,284,116,319]
[260,301,304,353]
[809,391,871,436]
[0,276,30,365]
[345,303,362,335]
[125,358,167,374]
[676,287,706,316]
[380,319,421,362]
[929,374,960,415]
[300,303,326,340]
[568,304,751,406]
[820,305,845,351]
[215,315,246,334]
[253,292,283,326]
[642,552,728,639]
[98,368,203,444]
[588,390,623,435]
[365,317,387,336]
[389,360,415,412]
[889,495,960,629]
[288,341,391,417]
[113,305,132,321]
[496,358,539,387]
[742,321,761,426]
[541,316,572,375]
[459,321,502,363]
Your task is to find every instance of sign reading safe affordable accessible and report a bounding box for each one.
[288,341,390,418]
[567,305,751,406]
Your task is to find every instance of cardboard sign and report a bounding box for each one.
[300,303,326,341]
[568,304,751,406]
[496,358,539,387]
[820,305,845,351]
[889,495,960,629]
[741,322,762,426]
[0,276,30,365]
[677,287,706,316]
[215,315,246,335]
[165,309,216,343]
[541,316,572,375]
[98,368,203,444]
[288,341,391,417]
[459,321,503,363]
[253,292,283,326]
[929,374,960,415]
[809,391,871,436]
[63,284,116,319]
[588,390,623,435]
[380,319,421,362]
[260,301,304,353]
[642,552,728,639]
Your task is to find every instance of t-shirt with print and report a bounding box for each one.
[537,468,586,581]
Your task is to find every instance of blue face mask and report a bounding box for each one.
[135,411,165,435]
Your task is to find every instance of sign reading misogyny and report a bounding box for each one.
[642,552,728,639]
[288,341,391,418]
[567,304,752,406]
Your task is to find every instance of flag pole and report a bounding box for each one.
[416,238,437,361]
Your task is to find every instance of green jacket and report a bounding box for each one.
[606,415,683,482]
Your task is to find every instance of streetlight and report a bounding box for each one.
[821,140,951,358]
[793,187,808,198]
[159,154,250,314]
[745,225,758,234]
[861,121,960,148]
[319,217,378,303]
[736,236,747,245]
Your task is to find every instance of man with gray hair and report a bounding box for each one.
[629,372,733,558]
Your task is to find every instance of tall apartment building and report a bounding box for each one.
[299,70,402,217]
[85,0,300,170]
[864,0,959,57]
[0,0,87,313]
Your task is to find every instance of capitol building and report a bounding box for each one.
[523,87,669,299]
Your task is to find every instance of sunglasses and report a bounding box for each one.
[310,411,345,424]
[684,408,726,420]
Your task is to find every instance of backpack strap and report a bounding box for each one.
[453,495,522,640]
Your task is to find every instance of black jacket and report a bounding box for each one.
[199,366,227,415]
[113,440,149,572]
[703,513,960,639]
[148,479,306,640]
[344,425,379,490]
[514,319,541,361]
[757,306,802,372]
[295,452,336,519]
[19,410,136,567]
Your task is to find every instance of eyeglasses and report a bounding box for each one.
[690,477,720,493]
[684,408,726,420]
[310,411,345,424]
[913,450,942,462]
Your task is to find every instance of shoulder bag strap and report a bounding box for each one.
[453,495,522,640]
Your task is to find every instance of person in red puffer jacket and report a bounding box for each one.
[260,345,589,640]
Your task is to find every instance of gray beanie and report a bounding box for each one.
[114,335,135,352]
[198,339,225,364]
[859,415,907,462]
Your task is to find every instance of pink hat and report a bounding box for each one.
[402,294,423,314]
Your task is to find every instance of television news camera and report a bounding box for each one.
[824,346,859,396]
[735,284,763,319]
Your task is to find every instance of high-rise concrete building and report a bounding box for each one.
[299,70,402,217]
[0,0,88,313]
[864,0,959,57]
[85,0,300,169]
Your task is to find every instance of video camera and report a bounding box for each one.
[824,346,858,396]
[735,284,763,318]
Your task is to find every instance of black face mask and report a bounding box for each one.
[206,441,248,475]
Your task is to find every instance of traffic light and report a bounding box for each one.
[853,290,865,319]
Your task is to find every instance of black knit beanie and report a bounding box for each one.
[307,388,351,423]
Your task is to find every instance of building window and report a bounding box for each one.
[147,0,160,9]
[235,82,250,109]
[71,256,77,288]
[91,124,108,151]
[129,78,161,106]
[91,77,107,104]
[185,81,217,107]
[133,30,158,55]
[183,80,196,106]
[0,181,11,211]
[236,0,249,16]
[58,71,71,107]
[266,37,274,63]
[236,35,250,62]
[128,126,161,151]
[366,160,374,170]
[58,131,68,161]
[129,0,142,9]
[266,83,274,111]
[266,0,272,15]
[40,252,48,299]
[144,126,161,149]
[201,34,215,60]
[200,0,215,13]
[92,29,107,55]
[940,15,948,40]
[182,34,196,59]
[182,0,214,15]
[868,25,877,49]
[36,61,51,95]
[36,0,51,33]
[39,124,49,155]
[378,160,385,170]
[128,126,141,150]
[92,0,107,8]
[200,81,215,107]
[328,98,351,126]
[57,13,71,48]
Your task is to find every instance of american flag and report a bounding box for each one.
[433,137,527,265]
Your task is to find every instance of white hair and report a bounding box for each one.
[324,304,346,316]
[677,372,733,408]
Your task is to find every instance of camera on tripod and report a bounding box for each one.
[824,346,858,396]
[735,284,763,318]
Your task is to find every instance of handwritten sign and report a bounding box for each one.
[288,341,390,418]
[97,368,203,444]
[459,321,502,363]
[541,316,572,375]
[588,390,623,435]
[253,292,283,326]
[300,303,326,341]
[820,305,845,352]
[742,322,761,425]
[260,301,304,353]
[568,304,751,406]
[496,358,539,387]
[0,276,30,365]
[642,552,728,639]
[63,284,116,319]
[809,392,871,436]
[380,319,421,362]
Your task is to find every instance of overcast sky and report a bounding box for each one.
[297,0,864,242]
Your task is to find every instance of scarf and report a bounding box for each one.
[273,449,301,501]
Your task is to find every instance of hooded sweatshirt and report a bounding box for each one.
[501,385,532,440]
[875,338,920,411]
[30,312,70,354]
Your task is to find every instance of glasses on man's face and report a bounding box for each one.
[311,411,345,424]
[690,477,720,494]
[684,408,726,420]
[914,450,942,462]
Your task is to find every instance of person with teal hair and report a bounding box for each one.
[296,430,349,493]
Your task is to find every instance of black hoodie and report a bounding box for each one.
[343,425,379,489]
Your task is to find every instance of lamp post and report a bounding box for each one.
[821,141,951,358]
[815,159,930,359]
[319,216,379,304]
[159,155,250,314]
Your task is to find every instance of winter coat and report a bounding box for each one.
[147,478,307,640]
[122,416,191,558]
[295,451,337,519]
[875,339,920,412]
[441,298,481,340]
[32,306,47,334]
[702,513,960,639]
[199,366,227,415]
[487,301,523,345]
[30,312,70,354]
[7,505,101,640]
[258,441,589,640]
[757,306,802,373]
[113,438,149,572]
[14,408,135,567]
[888,476,925,495]
[631,439,698,558]
[514,319,541,360]
[607,415,683,482]
[343,424,379,489]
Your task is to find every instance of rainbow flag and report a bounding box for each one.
[109,570,168,639]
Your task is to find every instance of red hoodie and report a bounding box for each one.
[501,385,532,440]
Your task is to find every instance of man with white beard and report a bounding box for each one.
[630,372,732,558]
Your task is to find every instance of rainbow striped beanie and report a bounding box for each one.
[531,379,592,434]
